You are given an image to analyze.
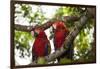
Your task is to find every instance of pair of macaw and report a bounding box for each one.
[31,21,73,64]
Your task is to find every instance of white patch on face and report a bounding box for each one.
[53,23,56,29]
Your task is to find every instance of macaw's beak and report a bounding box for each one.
[31,29,40,38]
[34,31,38,37]
[31,31,39,37]
[31,27,43,37]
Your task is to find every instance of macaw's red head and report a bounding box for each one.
[56,21,65,29]
[31,27,43,37]
[53,21,68,31]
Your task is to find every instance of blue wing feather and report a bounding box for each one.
[45,44,48,56]
[32,45,37,61]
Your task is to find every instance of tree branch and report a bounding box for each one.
[15,16,79,32]
[14,24,33,32]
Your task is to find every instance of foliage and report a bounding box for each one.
[73,18,94,61]
[14,30,33,58]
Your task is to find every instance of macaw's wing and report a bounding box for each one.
[32,46,36,62]
[45,42,51,56]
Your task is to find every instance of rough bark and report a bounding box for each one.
[14,24,33,32]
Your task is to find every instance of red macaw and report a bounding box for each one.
[31,28,51,64]
[53,21,73,62]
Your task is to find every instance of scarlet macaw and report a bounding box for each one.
[31,27,51,64]
[53,21,73,62]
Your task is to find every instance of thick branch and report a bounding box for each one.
[15,16,79,32]
[15,24,33,32]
